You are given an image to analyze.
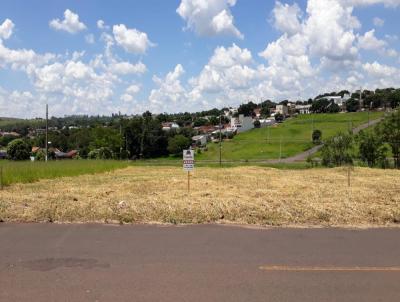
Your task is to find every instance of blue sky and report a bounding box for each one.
[0,0,399,118]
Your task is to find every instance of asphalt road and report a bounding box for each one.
[1,224,400,302]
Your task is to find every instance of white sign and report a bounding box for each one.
[183,149,194,171]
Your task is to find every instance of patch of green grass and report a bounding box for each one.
[197,112,383,161]
[0,160,130,186]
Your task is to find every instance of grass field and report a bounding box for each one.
[197,112,383,161]
[1,166,399,226]
[0,160,131,186]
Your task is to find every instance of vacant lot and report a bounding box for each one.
[198,112,383,161]
[0,160,131,186]
[1,166,399,226]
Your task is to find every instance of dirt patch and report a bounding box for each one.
[0,166,399,226]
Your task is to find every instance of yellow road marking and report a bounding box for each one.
[259,265,400,272]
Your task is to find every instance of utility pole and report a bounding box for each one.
[219,115,222,167]
[45,103,48,162]
[359,86,363,110]
[119,111,122,160]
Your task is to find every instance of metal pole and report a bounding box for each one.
[187,171,190,193]
[119,111,122,160]
[348,166,351,187]
[45,104,48,162]
[219,115,222,167]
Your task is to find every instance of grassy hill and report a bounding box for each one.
[197,112,384,161]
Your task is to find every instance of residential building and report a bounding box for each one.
[295,104,312,114]
[162,122,180,131]
[230,114,254,133]
[275,105,288,116]
[192,135,208,147]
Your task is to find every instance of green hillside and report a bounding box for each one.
[197,112,384,161]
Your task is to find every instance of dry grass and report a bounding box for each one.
[0,166,399,226]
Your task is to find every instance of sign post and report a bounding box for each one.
[183,149,194,193]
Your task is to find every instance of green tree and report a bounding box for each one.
[167,135,191,156]
[321,132,355,167]
[312,129,322,145]
[345,98,360,112]
[260,106,270,117]
[7,139,31,161]
[238,102,257,117]
[274,113,284,122]
[376,110,400,168]
[357,131,388,167]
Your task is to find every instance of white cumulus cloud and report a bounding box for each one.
[358,29,387,50]
[272,2,302,36]
[177,0,243,38]
[49,9,87,34]
[0,19,14,40]
[113,24,155,54]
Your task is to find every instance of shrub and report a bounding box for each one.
[167,135,191,156]
[321,132,355,167]
[7,139,31,161]
[312,129,322,145]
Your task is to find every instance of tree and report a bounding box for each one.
[274,113,284,122]
[345,98,359,112]
[167,135,191,156]
[260,106,270,117]
[7,139,31,160]
[357,131,387,167]
[376,110,400,168]
[238,102,257,117]
[312,129,322,145]
[321,132,355,167]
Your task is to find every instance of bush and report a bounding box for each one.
[312,129,322,145]
[275,113,284,122]
[7,139,31,161]
[357,131,387,167]
[87,149,100,159]
[168,135,191,156]
[321,132,355,167]
[98,147,113,159]
[87,147,113,159]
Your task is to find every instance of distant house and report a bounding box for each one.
[230,114,254,133]
[55,150,78,159]
[259,118,276,127]
[316,93,350,110]
[192,135,208,147]
[275,105,288,116]
[295,104,312,114]
[0,131,20,137]
[162,122,180,131]
[194,125,216,134]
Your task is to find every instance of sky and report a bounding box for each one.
[0,0,399,118]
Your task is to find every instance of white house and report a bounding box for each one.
[192,135,208,147]
[162,122,180,131]
[295,104,312,114]
[259,118,276,127]
[230,114,254,133]
[275,105,288,116]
